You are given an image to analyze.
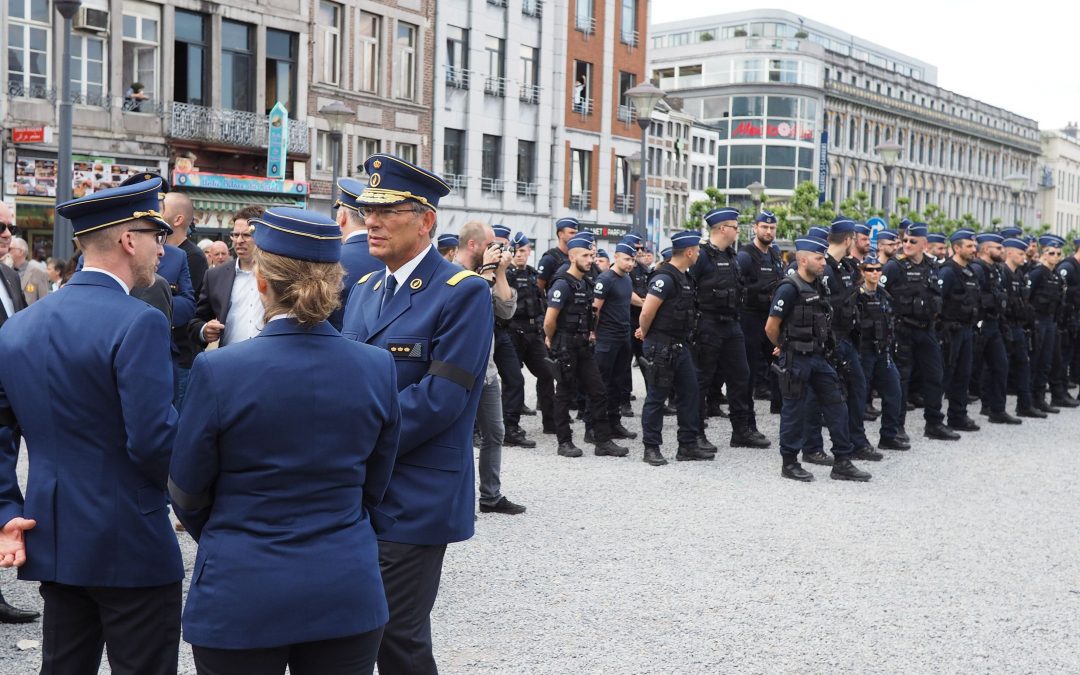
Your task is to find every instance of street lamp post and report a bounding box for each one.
[625,152,642,234]
[875,141,902,219]
[53,0,82,260]
[1005,173,1027,229]
[624,82,666,241]
[319,101,354,210]
[746,181,766,241]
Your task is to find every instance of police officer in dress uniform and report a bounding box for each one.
[637,230,713,466]
[329,177,383,330]
[738,211,785,410]
[880,223,960,441]
[169,208,398,674]
[544,237,631,458]
[0,178,183,673]
[592,240,641,443]
[855,255,910,450]
[504,231,556,436]
[1051,237,1080,407]
[1028,235,1067,414]
[1002,237,1045,418]
[766,237,872,482]
[692,208,770,450]
[537,218,578,292]
[339,154,492,675]
[970,233,1021,424]
[938,229,983,431]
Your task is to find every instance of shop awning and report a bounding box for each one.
[178,189,306,219]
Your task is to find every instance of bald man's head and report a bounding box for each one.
[163,192,194,243]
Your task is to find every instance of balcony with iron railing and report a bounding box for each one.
[519,84,541,105]
[445,66,470,90]
[487,0,508,6]
[481,177,505,193]
[516,181,539,198]
[617,104,636,125]
[569,191,591,210]
[620,29,639,48]
[444,174,467,192]
[522,0,543,17]
[614,193,634,213]
[169,102,310,154]
[575,15,596,35]
[572,97,593,117]
[484,76,508,98]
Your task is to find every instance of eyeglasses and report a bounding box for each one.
[358,206,422,221]
[0,223,15,235]
[128,228,167,246]
[903,239,920,244]
[1046,251,1062,256]
[230,232,253,241]
[863,267,883,273]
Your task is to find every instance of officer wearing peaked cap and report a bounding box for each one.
[169,207,398,672]
[339,153,492,675]
[765,237,872,483]
[0,178,184,673]
[330,177,382,330]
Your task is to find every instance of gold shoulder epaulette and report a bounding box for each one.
[358,271,375,284]
[446,270,480,286]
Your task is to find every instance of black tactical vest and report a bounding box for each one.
[508,265,544,322]
[1030,265,1064,317]
[739,241,784,313]
[697,243,744,318]
[778,275,833,355]
[886,256,943,326]
[970,259,1008,322]
[648,263,696,341]
[856,286,894,353]
[1056,256,1080,310]
[940,259,981,325]
[541,247,569,277]
[552,272,593,339]
[1003,265,1035,325]
[630,262,649,298]
[824,254,861,340]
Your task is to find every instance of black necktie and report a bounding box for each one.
[380,275,398,317]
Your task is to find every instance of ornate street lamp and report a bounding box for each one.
[875,140,902,217]
[625,82,666,239]
[1005,173,1027,228]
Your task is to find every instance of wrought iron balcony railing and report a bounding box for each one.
[519,84,541,104]
[445,66,470,90]
[6,82,56,103]
[481,177,505,193]
[169,102,310,154]
[569,191,591,210]
[484,76,508,98]
[522,0,543,17]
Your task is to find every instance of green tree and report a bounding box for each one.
[684,187,727,229]
[777,181,835,239]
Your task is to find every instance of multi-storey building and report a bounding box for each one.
[1039,124,1080,236]
[431,0,648,251]
[650,10,1042,228]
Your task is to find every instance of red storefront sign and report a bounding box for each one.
[732,121,814,141]
[12,127,47,143]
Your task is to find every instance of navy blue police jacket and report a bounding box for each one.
[341,245,492,546]
[0,270,182,586]
[169,318,400,649]
[330,231,382,330]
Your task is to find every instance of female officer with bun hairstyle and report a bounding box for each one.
[169,207,400,675]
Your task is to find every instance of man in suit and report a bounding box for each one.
[0,177,183,672]
[341,154,493,675]
[0,205,37,624]
[7,237,48,305]
[188,205,264,349]
[329,177,382,329]
[162,191,209,408]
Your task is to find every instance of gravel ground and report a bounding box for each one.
[2,372,1079,674]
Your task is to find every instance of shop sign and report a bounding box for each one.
[13,155,160,198]
[12,127,49,143]
[732,121,815,141]
[174,170,308,196]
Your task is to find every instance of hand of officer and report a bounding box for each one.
[772,346,781,357]
[203,319,225,343]
[634,327,643,341]
[0,517,36,568]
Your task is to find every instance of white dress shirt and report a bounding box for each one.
[0,267,16,316]
[384,243,434,297]
[221,261,263,347]
[82,266,131,295]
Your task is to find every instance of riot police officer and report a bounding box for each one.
[537,218,578,292]
[970,233,1020,424]
[765,237,872,483]
[938,229,982,431]
[592,240,640,442]
[489,226,537,448]
[544,237,630,458]
[855,256,909,449]
[926,233,949,264]
[1028,235,1067,413]
[504,231,556,437]
[637,230,712,466]
[1002,237,1045,418]
[875,229,899,265]
[1051,237,1080,407]
[693,208,769,450]
[880,223,960,441]
[738,210,785,410]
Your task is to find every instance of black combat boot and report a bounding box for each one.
[987,411,1022,425]
[831,457,872,482]
[557,441,583,458]
[643,445,668,466]
[731,428,771,448]
[802,450,833,466]
[610,422,638,440]
[504,426,537,448]
[675,444,714,461]
[924,423,961,440]
[594,439,629,457]
[781,458,814,482]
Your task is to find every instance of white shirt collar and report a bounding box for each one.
[345,229,368,243]
[385,243,433,293]
[82,266,131,295]
[235,258,254,275]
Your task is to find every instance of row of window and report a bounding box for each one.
[441,129,538,194]
[313,133,415,175]
[445,27,538,92]
[314,1,419,101]
[1056,169,1080,204]
[830,176,1023,223]
[652,57,821,90]
[575,0,638,43]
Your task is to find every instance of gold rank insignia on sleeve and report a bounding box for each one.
[25,284,34,293]
[446,270,480,286]
[357,271,375,284]
[387,342,424,358]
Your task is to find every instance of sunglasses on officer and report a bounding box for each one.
[862,266,883,273]
[0,223,15,235]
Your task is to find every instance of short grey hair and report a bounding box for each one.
[9,237,28,252]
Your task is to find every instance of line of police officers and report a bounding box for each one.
[490,208,1080,481]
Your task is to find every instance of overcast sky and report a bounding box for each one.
[650,2,1080,131]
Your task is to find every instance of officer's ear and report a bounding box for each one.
[418,208,437,238]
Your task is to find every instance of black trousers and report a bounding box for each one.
[593,333,633,425]
[696,319,753,432]
[493,327,525,424]
[506,323,555,430]
[39,581,181,675]
[377,541,447,675]
[552,341,612,444]
[192,628,383,675]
